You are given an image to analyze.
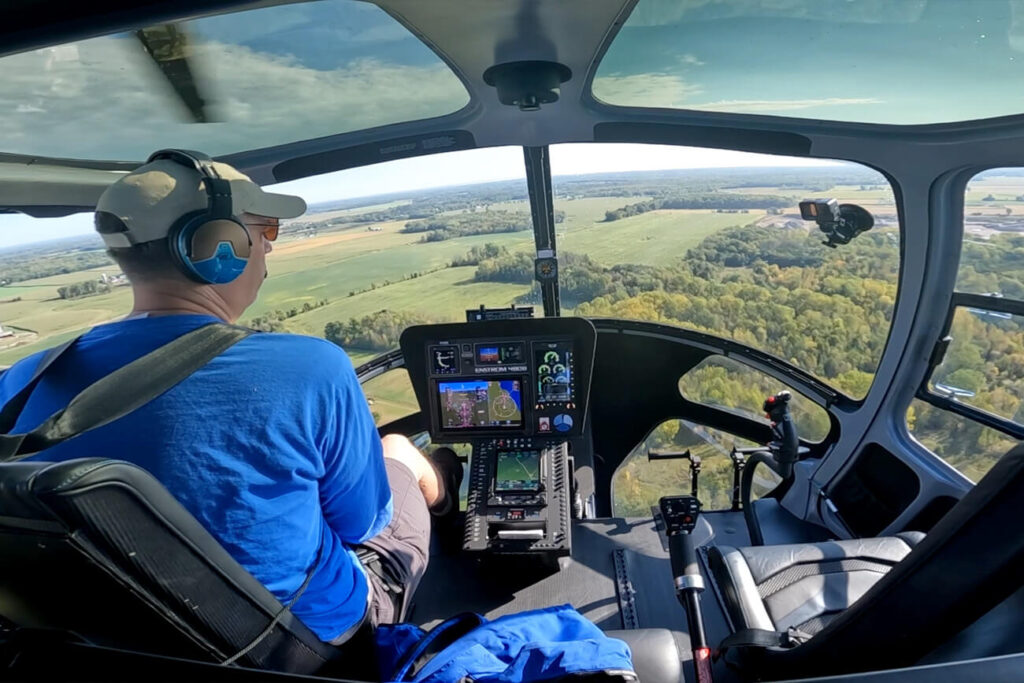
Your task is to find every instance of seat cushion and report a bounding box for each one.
[708,533,923,635]
[605,629,681,683]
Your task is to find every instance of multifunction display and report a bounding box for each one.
[438,379,522,429]
[535,342,575,406]
[494,450,542,492]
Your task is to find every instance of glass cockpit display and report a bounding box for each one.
[407,319,595,439]
[431,346,460,375]
[477,343,524,365]
[494,450,542,492]
[535,342,575,405]
[438,379,523,429]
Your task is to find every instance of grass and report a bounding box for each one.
[0,326,92,365]
[284,267,533,336]
[557,197,650,227]
[560,210,752,267]
[361,368,421,425]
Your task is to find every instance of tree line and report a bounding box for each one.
[2,250,114,285]
[402,209,564,243]
[56,279,111,300]
[246,299,330,332]
[604,194,790,222]
[450,243,509,267]
[324,310,431,351]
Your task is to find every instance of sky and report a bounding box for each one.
[0,144,842,249]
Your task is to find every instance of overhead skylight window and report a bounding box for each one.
[0,0,469,160]
[593,0,1024,125]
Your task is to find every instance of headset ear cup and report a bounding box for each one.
[168,213,207,284]
[171,216,252,285]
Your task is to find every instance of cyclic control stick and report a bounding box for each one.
[659,495,713,683]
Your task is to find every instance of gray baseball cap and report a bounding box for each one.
[96,157,306,248]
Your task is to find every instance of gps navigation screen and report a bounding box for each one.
[438,379,523,429]
[495,450,541,492]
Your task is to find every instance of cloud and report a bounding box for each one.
[0,36,470,160]
[613,0,925,27]
[592,73,882,115]
[694,97,883,112]
[591,73,703,108]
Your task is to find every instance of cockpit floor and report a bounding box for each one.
[410,510,751,675]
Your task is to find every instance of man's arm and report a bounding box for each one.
[317,348,392,544]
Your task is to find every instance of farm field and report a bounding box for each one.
[561,210,753,266]
[0,191,759,366]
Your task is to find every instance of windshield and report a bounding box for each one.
[594,0,1024,124]
[547,144,900,399]
[0,0,469,160]
[0,145,899,409]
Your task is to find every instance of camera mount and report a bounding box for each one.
[799,198,874,248]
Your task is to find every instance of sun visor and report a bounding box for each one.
[0,163,127,215]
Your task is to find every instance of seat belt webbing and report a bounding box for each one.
[0,337,79,435]
[0,323,253,463]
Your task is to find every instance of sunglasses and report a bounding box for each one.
[245,219,279,242]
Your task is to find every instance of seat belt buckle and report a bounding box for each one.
[783,627,813,647]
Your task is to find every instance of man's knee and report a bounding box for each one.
[381,433,430,482]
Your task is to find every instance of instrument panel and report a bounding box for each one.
[400,318,597,558]
[401,318,596,442]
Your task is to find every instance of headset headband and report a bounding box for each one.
[147,148,234,221]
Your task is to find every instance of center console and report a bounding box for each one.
[400,318,597,559]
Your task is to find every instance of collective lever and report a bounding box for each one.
[660,495,713,683]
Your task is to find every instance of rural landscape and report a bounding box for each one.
[0,164,1020,513]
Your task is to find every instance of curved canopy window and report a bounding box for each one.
[594,0,1024,124]
[550,144,900,398]
[0,1,469,160]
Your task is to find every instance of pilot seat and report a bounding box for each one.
[0,458,681,683]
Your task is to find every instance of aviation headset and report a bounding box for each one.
[149,148,253,285]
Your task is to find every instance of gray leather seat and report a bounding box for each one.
[605,629,681,683]
[700,443,1024,680]
[708,533,923,636]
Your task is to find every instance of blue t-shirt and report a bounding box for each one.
[0,314,392,642]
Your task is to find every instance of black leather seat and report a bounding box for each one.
[709,533,923,636]
[0,458,343,674]
[705,443,1024,679]
[1,458,682,683]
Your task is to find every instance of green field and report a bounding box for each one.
[286,267,533,336]
[361,369,420,425]
[561,210,754,266]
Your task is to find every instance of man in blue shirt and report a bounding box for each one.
[0,151,458,645]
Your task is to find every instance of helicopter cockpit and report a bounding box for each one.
[1,2,1024,683]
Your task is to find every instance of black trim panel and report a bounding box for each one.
[594,122,812,157]
[273,131,477,182]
